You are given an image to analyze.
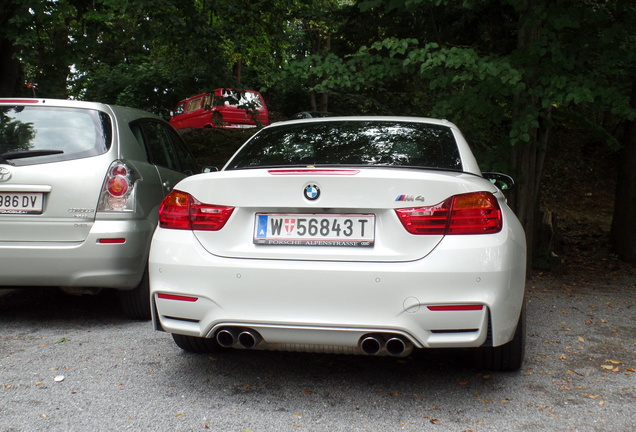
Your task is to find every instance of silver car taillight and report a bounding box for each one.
[97,160,141,212]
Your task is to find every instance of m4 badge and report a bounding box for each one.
[395,195,425,202]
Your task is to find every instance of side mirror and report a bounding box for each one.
[202,166,219,173]
[483,172,515,191]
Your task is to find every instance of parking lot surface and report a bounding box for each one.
[1,273,635,432]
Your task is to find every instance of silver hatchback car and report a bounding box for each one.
[0,98,198,319]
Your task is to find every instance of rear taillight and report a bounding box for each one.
[395,192,502,235]
[107,174,129,197]
[159,190,234,231]
[97,161,139,212]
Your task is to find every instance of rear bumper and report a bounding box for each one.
[150,229,526,350]
[0,219,154,289]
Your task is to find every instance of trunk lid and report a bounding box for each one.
[0,156,113,241]
[178,167,495,262]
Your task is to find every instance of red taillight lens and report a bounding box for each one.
[98,160,139,212]
[395,200,451,235]
[159,190,191,229]
[111,165,128,177]
[107,175,129,197]
[448,192,502,234]
[395,192,502,235]
[159,190,234,231]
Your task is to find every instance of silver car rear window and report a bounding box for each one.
[0,105,111,166]
[226,120,462,171]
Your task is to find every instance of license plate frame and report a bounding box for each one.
[0,192,44,214]
[254,213,375,247]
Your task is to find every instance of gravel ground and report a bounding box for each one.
[1,271,635,432]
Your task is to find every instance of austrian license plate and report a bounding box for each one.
[0,192,44,214]
[254,213,375,247]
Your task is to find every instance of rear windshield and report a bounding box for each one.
[0,105,111,166]
[225,120,462,171]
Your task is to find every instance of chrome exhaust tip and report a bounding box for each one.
[238,330,262,349]
[360,336,382,355]
[216,329,237,348]
[386,337,407,356]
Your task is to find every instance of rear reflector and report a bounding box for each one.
[98,238,126,244]
[395,191,502,235]
[157,293,198,302]
[427,305,484,311]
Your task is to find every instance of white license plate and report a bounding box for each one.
[0,192,44,214]
[254,213,375,247]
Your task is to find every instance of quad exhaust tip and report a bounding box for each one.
[216,329,237,348]
[360,336,383,355]
[386,337,407,356]
[216,327,263,349]
[359,334,412,357]
[238,330,261,349]
[216,327,412,356]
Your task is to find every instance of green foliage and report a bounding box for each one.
[284,0,635,171]
[276,0,636,265]
[2,0,304,113]
[3,0,635,166]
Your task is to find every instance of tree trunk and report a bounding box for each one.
[319,91,329,112]
[0,38,20,97]
[610,78,636,261]
[507,0,551,268]
[308,29,330,113]
[508,111,550,267]
[318,35,331,112]
[0,0,21,97]
[309,77,318,111]
[233,58,242,84]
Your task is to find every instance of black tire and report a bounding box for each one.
[473,303,526,371]
[118,266,151,320]
[172,333,222,353]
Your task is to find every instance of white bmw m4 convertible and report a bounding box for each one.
[149,117,527,371]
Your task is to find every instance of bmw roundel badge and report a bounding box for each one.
[304,184,320,200]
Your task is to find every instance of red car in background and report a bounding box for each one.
[170,89,269,129]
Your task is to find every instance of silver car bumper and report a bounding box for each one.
[0,219,155,289]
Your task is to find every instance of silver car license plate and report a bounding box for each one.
[254,213,375,246]
[0,192,44,214]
